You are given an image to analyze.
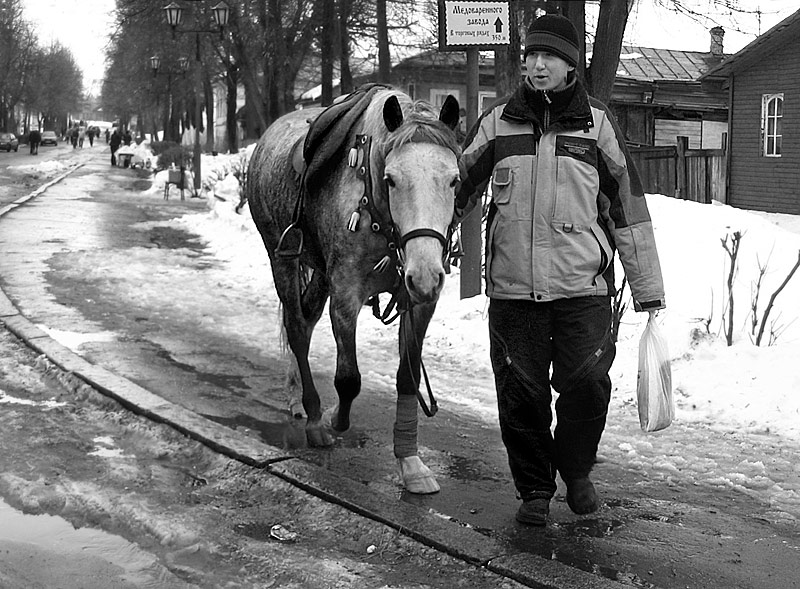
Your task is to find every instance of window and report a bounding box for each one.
[479,91,497,113]
[761,93,783,157]
[430,89,460,107]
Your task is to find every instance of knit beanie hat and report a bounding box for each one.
[523,14,580,67]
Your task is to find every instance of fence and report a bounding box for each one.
[629,136,727,204]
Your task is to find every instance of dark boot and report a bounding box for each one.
[555,413,606,514]
[516,497,550,526]
[564,477,598,514]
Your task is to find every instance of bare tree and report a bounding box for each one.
[720,231,743,346]
[0,0,40,131]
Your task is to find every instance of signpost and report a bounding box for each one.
[437,0,510,299]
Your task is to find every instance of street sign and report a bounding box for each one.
[437,0,510,52]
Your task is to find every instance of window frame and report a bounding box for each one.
[761,93,783,158]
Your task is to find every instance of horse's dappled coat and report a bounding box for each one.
[246,86,460,494]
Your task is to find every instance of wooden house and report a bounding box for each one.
[609,37,728,149]
[382,28,729,150]
[701,10,800,215]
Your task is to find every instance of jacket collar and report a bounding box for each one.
[501,75,594,131]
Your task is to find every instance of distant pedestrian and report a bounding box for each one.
[71,127,78,148]
[105,128,110,144]
[78,126,86,148]
[29,129,41,155]
[109,129,122,166]
[87,127,95,147]
[123,129,132,146]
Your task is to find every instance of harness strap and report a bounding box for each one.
[351,135,398,254]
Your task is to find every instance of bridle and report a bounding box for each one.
[348,133,453,278]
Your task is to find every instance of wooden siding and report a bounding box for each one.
[728,39,800,214]
[655,120,727,149]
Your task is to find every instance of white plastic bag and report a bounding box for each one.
[636,312,674,432]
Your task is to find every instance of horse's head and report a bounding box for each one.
[379,94,461,305]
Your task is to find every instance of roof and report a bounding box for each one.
[613,46,724,82]
[395,46,725,84]
[701,9,800,80]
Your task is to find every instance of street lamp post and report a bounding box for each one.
[162,1,229,195]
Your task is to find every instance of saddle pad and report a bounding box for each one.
[303,83,391,193]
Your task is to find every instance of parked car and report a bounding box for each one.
[0,132,19,152]
[40,131,58,146]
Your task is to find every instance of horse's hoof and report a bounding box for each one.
[398,456,440,494]
[306,421,334,447]
[325,405,350,433]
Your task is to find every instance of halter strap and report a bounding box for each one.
[398,227,447,250]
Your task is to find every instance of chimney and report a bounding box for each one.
[710,26,725,56]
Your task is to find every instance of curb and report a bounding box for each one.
[0,163,628,589]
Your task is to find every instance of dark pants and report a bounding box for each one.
[488,296,616,500]
[111,146,119,166]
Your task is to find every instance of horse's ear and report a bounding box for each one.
[383,96,404,132]
[439,95,460,131]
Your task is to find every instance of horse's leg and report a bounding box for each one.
[326,293,362,434]
[395,302,440,494]
[285,266,329,419]
[276,261,333,447]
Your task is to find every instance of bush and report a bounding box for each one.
[152,142,193,171]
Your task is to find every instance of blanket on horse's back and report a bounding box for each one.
[302,83,391,194]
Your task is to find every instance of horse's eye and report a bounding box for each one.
[384,174,396,188]
[450,176,461,189]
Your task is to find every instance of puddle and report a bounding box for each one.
[0,497,186,588]
[205,411,371,451]
[442,453,503,483]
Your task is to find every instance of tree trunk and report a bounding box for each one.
[494,1,523,100]
[240,69,267,140]
[225,66,239,153]
[376,0,391,83]
[268,0,290,118]
[560,0,586,81]
[320,0,335,105]
[587,0,630,102]
[339,0,353,94]
[204,73,214,152]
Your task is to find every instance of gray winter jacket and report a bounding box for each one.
[455,78,665,311]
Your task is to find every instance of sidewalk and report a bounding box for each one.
[0,151,627,589]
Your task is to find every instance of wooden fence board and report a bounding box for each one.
[630,138,726,204]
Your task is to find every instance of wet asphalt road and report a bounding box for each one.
[1,147,799,589]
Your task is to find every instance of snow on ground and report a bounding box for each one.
[15,152,800,521]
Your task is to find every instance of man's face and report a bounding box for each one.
[525,51,574,91]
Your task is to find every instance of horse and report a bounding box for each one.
[247,86,461,494]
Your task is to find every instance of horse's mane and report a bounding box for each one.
[377,95,462,164]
